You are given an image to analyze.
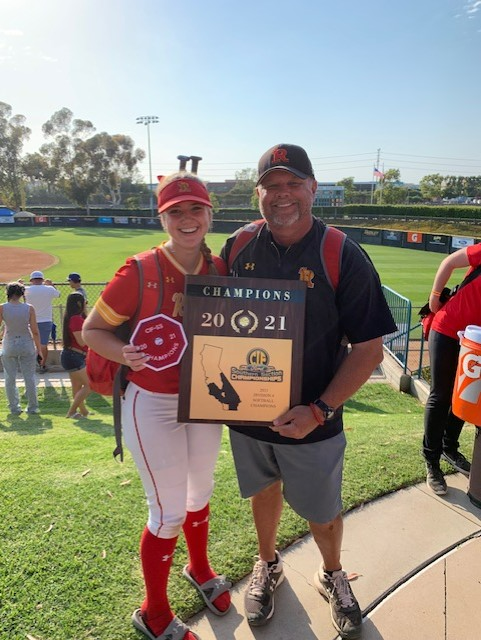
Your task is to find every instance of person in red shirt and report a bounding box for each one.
[61,292,91,418]
[83,171,231,640]
[423,243,481,495]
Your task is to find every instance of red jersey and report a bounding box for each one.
[95,244,227,393]
[432,243,481,339]
[69,315,88,352]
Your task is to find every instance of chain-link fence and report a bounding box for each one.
[0,282,107,348]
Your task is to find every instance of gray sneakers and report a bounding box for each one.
[244,551,284,626]
[315,569,362,639]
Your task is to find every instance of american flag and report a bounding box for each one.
[373,168,384,179]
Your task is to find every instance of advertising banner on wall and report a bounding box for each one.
[0,217,14,224]
[98,217,113,224]
[114,217,129,225]
[403,231,425,250]
[426,234,449,253]
[129,217,145,226]
[382,230,402,246]
[35,216,49,224]
[361,229,382,245]
[451,236,475,251]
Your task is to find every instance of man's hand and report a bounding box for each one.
[271,404,321,439]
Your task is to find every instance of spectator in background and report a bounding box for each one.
[423,243,481,495]
[0,282,44,415]
[67,273,88,302]
[24,271,60,372]
[61,292,92,418]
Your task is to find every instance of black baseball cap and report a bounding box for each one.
[257,144,315,185]
[67,273,81,283]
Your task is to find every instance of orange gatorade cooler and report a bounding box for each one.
[468,428,481,508]
[452,325,481,424]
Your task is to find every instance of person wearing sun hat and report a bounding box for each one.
[24,270,60,371]
[221,143,397,639]
[83,165,232,640]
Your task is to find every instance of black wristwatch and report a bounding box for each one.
[314,399,336,421]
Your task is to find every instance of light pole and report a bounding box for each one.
[136,115,159,217]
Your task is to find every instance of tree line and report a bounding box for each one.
[1,101,481,210]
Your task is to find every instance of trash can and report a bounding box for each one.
[468,428,481,509]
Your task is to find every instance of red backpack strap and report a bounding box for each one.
[133,248,164,319]
[320,226,346,291]
[227,219,265,269]
[113,248,163,462]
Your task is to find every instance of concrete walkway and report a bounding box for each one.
[187,474,481,640]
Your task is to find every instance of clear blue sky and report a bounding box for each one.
[2,0,481,185]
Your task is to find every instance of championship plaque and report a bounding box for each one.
[178,275,306,426]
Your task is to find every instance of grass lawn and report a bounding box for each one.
[0,383,475,640]
[0,227,457,307]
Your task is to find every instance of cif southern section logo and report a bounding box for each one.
[231,309,258,334]
[231,348,284,382]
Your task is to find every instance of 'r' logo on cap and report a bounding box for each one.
[178,181,191,192]
[272,148,288,163]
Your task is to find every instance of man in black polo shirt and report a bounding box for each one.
[221,144,396,639]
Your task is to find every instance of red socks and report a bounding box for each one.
[139,527,177,636]
[183,504,231,614]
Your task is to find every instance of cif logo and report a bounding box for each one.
[247,348,269,367]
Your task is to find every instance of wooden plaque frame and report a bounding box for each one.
[178,275,306,426]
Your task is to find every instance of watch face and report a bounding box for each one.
[315,399,335,420]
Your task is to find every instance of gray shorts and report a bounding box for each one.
[229,430,346,524]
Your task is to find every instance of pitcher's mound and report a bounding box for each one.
[1,246,58,282]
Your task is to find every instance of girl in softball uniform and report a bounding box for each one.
[83,172,231,640]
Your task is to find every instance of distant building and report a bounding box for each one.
[205,180,237,194]
[314,184,344,207]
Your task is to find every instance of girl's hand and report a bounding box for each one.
[122,344,150,371]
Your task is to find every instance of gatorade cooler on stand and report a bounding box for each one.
[452,325,481,509]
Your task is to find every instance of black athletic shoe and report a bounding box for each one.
[426,463,447,495]
[244,551,284,626]
[314,569,362,639]
[441,450,471,477]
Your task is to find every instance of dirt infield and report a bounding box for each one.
[1,246,58,283]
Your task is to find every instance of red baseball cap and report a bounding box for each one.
[157,177,212,213]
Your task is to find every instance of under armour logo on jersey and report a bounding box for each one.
[192,515,210,527]
[244,262,255,270]
[299,267,314,288]
[165,276,175,284]
[146,281,158,288]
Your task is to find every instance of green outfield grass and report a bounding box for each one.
[0,227,456,307]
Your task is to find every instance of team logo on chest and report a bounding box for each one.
[299,267,314,288]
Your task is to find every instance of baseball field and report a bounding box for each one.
[0,227,473,640]
[0,226,452,307]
